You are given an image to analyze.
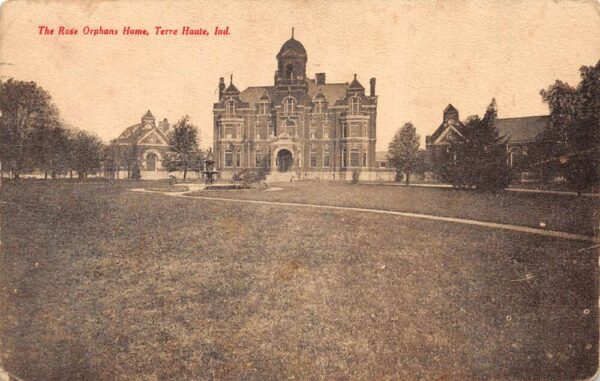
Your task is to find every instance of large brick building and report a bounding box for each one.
[213,31,388,181]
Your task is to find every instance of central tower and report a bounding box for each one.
[274,28,307,90]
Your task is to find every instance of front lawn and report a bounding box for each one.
[188,181,600,237]
[0,181,597,380]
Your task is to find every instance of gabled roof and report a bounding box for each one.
[495,115,549,143]
[224,82,240,94]
[348,74,364,90]
[239,81,349,108]
[427,120,466,144]
[444,104,458,114]
[114,114,170,146]
[426,115,550,145]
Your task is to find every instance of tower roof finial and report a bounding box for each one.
[292,27,294,39]
[230,74,233,85]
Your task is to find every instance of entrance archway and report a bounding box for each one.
[276,149,293,172]
[146,152,158,171]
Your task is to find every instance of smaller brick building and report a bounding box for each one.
[107,110,172,179]
[426,104,550,181]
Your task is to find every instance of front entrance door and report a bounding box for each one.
[276,149,293,172]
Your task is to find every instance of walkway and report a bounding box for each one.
[362,182,600,198]
[131,188,599,243]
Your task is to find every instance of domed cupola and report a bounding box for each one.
[275,28,308,88]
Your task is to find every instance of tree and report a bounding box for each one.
[388,122,420,185]
[164,115,203,181]
[70,130,105,179]
[413,149,432,178]
[540,60,600,194]
[0,79,59,178]
[445,99,510,191]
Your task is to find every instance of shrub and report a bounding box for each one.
[351,168,361,184]
[232,169,267,189]
[131,162,141,180]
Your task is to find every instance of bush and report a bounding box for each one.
[232,169,267,189]
[131,163,141,180]
[351,168,361,184]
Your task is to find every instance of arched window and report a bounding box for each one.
[349,97,361,115]
[283,97,296,116]
[226,101,236,116]
[286,64,294,79]
[509,147,523,168]
[146,152,158,171]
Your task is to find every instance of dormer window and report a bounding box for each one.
[349,97,361,115]
[226,101,236,116]
[283,97,296,116]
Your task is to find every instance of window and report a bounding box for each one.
[225,150,233,167]
[314,100,324,114]
[349,123,361,137]
[286,64,294,79]
[255,151,264,167]
[283,97,296,116]
[236,152,241,167]
[362,151,367,167]
[310,147,317,167]
[349,97,361,115]
[342,149,347,167]
[226,101,235,116]
[282,120,295,136]
[224,125,235,139]
[323,146,330,167]
[310,124,316,139]
[259,102,269,115]
[350,148,360,167]
[380,162,386,168]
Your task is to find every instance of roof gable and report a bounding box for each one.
[495,115,549,143]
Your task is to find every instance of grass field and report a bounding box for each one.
[0,180,598,380]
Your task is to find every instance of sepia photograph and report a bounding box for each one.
[0,0,599,379]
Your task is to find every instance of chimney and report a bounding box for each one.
[370,78,376,97]
[316,73,326,85]
[218,77,225,100]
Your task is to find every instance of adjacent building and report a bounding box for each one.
[426,104,550,181]
[107,110,172,179]
[212,31,387,181]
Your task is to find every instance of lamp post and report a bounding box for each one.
[203,147,217,184]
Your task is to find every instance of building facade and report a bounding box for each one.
[108,110,172,179]
[426,104,550,181]
[213,32,385,181]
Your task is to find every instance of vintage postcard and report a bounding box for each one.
[0,0,599,380]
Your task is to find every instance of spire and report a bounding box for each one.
[349,74,364,90]
[292,27,294,39]
[224,74,239,94]
[142,110,155,120]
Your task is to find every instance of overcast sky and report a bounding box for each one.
[1,0,599,150]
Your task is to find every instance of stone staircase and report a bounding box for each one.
[266,171,295,183]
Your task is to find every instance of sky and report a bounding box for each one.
[0,0,599,150]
